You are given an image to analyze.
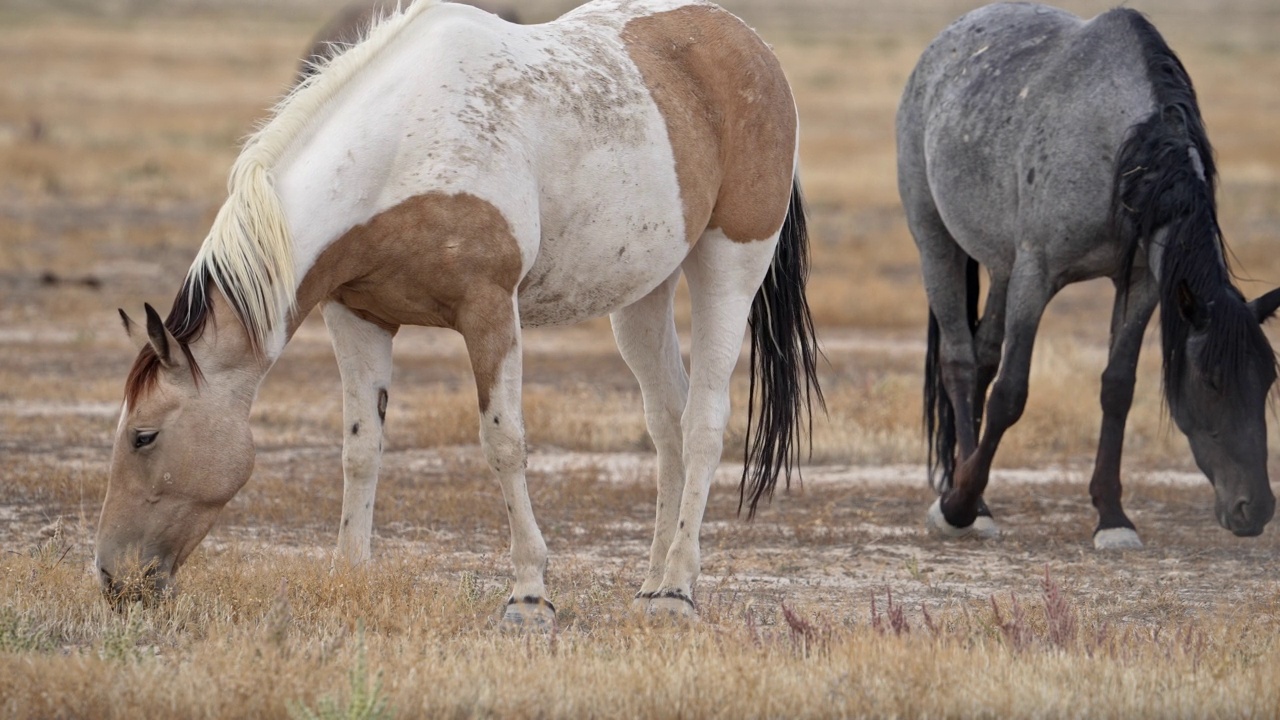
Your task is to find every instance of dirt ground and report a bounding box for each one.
[2,0,1280,642]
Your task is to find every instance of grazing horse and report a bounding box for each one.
[897,3,1280,548]
[95,0,821,625]
[295,0,521,84]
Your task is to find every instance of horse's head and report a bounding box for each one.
[1169,282,1280,536]
[96,301,258,606]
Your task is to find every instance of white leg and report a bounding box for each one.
[323,302,395,565]
[645,229,778,617]
[610,272,689,604]
[458,292,552,629]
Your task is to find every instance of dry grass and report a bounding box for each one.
[4,520,1280,718]
[4,0,1280,716]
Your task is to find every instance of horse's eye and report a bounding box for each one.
[134,431,158,449]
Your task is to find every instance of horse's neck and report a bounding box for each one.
[1144,224,1226,290]
[196,289,273,410]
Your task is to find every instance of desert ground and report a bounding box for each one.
[2,0,1279,717]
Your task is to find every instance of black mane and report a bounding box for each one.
[1108,9,1273,406]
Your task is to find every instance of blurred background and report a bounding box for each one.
[1,0,1278,482]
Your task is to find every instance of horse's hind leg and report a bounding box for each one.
[323,302,396,565]
[938,258,1054,530]
[642,229,776,617]
[610,271,689,605]
[1090,272,1158,550]
[908,207,995,535]
[457,289,553,629]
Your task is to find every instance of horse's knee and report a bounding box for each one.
[1099,367,1136,417]
[342,448,379,482]
[987,379,1029,429]
[481,420,526,475]
[645,403,683,451]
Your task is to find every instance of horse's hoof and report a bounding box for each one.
[500,595,557,632]
[1093,527,1143,550]
[926,498,999,539]
[971,514,1000,538]
[633,589,697,622]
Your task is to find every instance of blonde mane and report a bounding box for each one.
[187,0,440,351]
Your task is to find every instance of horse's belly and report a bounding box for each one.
[517,226,687,327]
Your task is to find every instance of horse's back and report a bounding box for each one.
[287,0,797,329]
[514,1,797,324]
[898,4,1158,280]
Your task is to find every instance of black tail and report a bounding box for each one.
[924,256,980,492]
[739,180,826,518]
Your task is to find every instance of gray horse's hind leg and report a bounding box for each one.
[936,259,1055,530]
[909,207,998,535]
[913,217,982,461]
[973,275,1009,429]
[1090,272,1158,549]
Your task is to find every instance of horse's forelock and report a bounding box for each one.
[122,276,212,408]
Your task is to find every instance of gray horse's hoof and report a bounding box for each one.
[1093,527,1143,550]
[501,596,557,632]
[926,498,1000,539]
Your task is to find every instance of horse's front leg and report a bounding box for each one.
[458,290,552,629]
[1090,272,1158,550]
[323,302,397,565]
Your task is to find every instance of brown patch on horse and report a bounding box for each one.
[295,192,522,412]
[621,5,797,244]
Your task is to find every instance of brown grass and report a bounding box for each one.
[4,531,1280,718]
[4,0,1280,716]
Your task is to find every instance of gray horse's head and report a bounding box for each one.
[1169,282,1280,535]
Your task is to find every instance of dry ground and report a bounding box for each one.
[1,0,1280,717]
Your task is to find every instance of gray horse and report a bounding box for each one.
[897,3,1280,548]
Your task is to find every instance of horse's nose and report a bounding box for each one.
[98,565,127,606]
[1227,497,1273,537]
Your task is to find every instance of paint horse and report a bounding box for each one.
[295,0,521,85]
[898,3,1280,548]
[95,0,821,625]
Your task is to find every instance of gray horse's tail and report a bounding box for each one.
[740,180,826,518]
[924,256,980,492]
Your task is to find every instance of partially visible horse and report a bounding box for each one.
[95,0,821,625]
[295,0,522,84]
[897,3,1280,548]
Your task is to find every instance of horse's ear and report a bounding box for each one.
[143,303,185,369]
[1248,287,1280,324]
[118,308,149,354]
[1176,280,1210,332]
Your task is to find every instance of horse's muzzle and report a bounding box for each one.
[1218,495,1275,537]
[98,563,169,610]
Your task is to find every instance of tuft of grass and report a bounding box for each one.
[0,608,57,654]
[289,627,392,720]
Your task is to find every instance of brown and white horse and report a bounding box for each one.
[96,0,820,625]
